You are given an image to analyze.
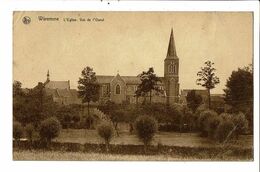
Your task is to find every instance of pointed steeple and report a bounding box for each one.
[166,28,178,59]
[46,70,50,82]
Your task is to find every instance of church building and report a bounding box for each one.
[96,28,180,105]
[44,28,180,105]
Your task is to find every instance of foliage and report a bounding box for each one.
[197,110,218,137]
[135,67,162,104]
[13,80,24,97]
[97,122,114,152]
[39,117,61,144]
[231,112,248,137]
[13,121,23,140]
[55,104,82,129]
[25,123,35,142]
[196,61,220,109]
[13,81,58,127]
[215,119,235,143]
[134,115,158,153]
[110,110,126,135]
[186,90,203,113]
[78,66,100,116]
[206,115,221,139]
[224,64,253,113]
[84,114,95,129]
[197,110,249,142]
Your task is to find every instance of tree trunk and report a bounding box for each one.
[87,101,90,116]
[149,91,152,104]
[129,123,133,134]
[207,89,211,109]
[105,141,109,153]
[114,122,119,137]
[144,142,147,154]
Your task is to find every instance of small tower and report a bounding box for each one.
[46,70,50,82]
[164,28,180,105]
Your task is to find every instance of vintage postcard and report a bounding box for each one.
[13,11,253,161]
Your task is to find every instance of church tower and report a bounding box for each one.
[164,28,180,105]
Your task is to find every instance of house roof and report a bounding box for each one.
[56,89,71,97]
[45,81,70,89]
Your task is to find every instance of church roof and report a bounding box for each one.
[96,75,164,85]
[96,75,142,84]
[121,76,141,84]
[166,28,178,59]
[56,89,71,97]
[45,80,70,89]
[96,76,115,83]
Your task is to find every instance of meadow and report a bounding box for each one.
[54,129,253,148]
[13,129,253,161]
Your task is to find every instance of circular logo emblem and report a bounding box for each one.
[22,16,31,25]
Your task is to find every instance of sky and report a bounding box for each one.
[13,12,253,94]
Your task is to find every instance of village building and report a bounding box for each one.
[44,71,81,105]
[43,28,180,105]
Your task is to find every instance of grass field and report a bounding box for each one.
[54,129,253,148]
[14,129,253,161]
[13,150,252,161]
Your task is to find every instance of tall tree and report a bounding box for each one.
[13,81,55,127]
[196,61,220,109]
[78,66,100,117]
[186,90,203,113]
[135,67,162,104]
[224,64,253,110]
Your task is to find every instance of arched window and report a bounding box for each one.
[116,84,121,94]
[173,65,177,74]
[168,64,174,73]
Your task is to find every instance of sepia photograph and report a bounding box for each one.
[13,11,253,161]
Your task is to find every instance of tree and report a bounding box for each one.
[196,61,220,109]
[110,110,125,136]
[13,121,23,141]
[25,123,35,144]
[134,115,158,153]
[13,80,24,97]
[136,67,162,104]
[215,119,235,143]
[78,66,100,117]
[39,117,61,146]
[224,65,253,111]
[197,110,218,137]
[186,90,203,113]
[97,122,114,152]
[231,112,248,138]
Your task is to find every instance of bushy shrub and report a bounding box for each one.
[13,121,23,140]
[197,110,218,137]
[25,123,35,143]
[134,115,158,153]
[97,122,114,152]
[39,117,61,145]
[215,119,235,143]
[84,114,96,129]
[232,112,248,137]
[206,115,221,139]
[219,113,233,121]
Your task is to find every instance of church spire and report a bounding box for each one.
[46,70,50,82]
[166,28,178,59]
